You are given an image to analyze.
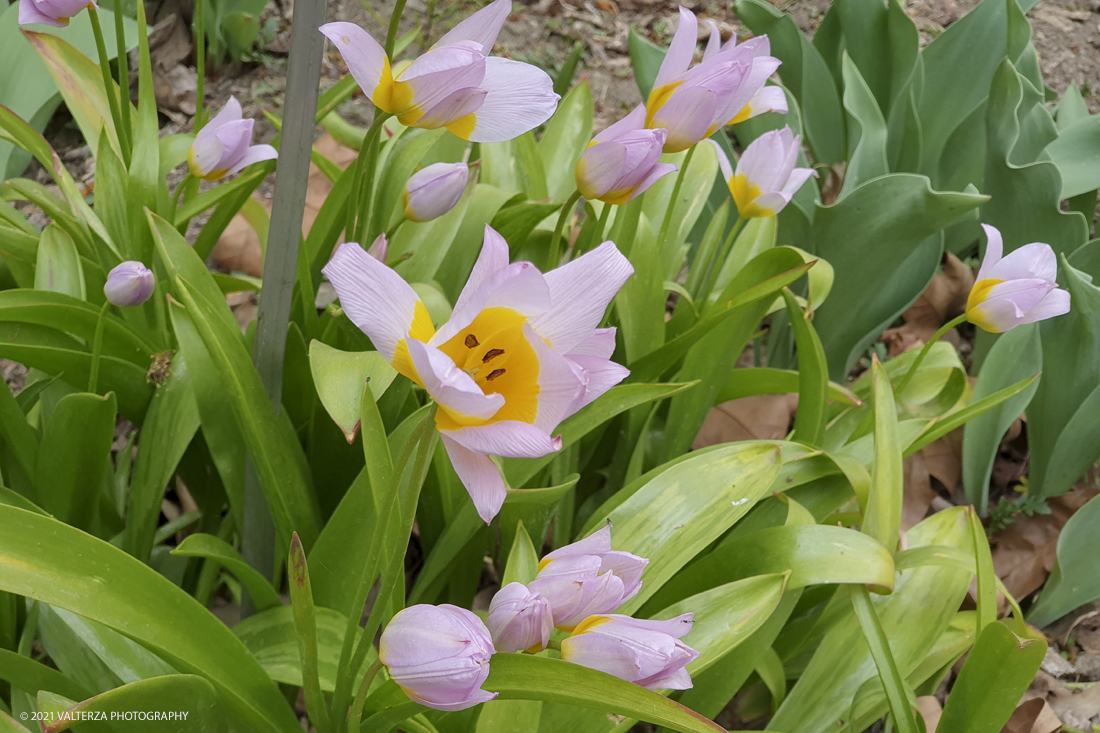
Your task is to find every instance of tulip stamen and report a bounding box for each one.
[486,369,506,381]
[465,334,480,348]
[482,348,505,363]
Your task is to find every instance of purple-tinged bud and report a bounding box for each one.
[576,106,677,205]
[367,234,388,263]
[378,604,498,711]
[19,0,94,28]
[103,261,155,307]
[403,162,469,222]
[561,613,699,690]
[486,582,554,653]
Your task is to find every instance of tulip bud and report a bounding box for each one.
[575,106,678,205]
[561,613,699,691]
[403,163,468,222]
[188,97,278,181]
[19,0,93,27]
[103,261,155,307]
[367,234,388,263]
[712,126,817,218]
[379,604,498,711]
[966,224,1071,333]
[486,582,554,653]
[527,526,647,630]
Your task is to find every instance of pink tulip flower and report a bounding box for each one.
[18,0,93,27]
[187,98,278,181]
[575,105,678,205]
[320,0,559,143]
[103,261,155,307]
[404,162,469,222]
[323,225,632,523]
[712,126,817,217]
[527,526,648,630]
[701,20,788,124]
[486,582,554,653]
[379,604,497,711]
[966,224,1071,333]
[561,613,699,690]
[644,7,780,152]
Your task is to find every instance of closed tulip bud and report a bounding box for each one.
[527,526,648,630]
[486,582,554,653]
[561,613,699,691]
[103,261,155,307]
[367,234,388,263]
[712,127,817,218]
[403,163,469,222]
[379,604,498,711]
[19,0,93,27]
[966,224,1071,333]
[575,106,678,205]
[187,98,278,181]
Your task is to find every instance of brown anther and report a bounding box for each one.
[486,368,506,381]
[464,334,480,348]
[482,348,505,363]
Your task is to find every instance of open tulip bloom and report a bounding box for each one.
[561,613,699,690]
[966,224,1071,333]
[18,0,92,26]
[320,0,559,143]
[323,226,633,523]
[701,20,788,124]
[187,97,278,181]
[644,7,780,152]
[528,525,648,630]
[575,105,678,205]
[712,127,817,218]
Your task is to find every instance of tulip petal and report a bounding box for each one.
[561,627,649,679]
[736,128,788,193]
[642,666,694,691]
[702,20,721,61]
[207,96,244,130]
[441,434,508,523]
[455,225,511,310]
[450,57,559,143]
[367,234,389,262]
[411,687,498,712]
[380,604,494,668]
[523,324,584,432]
[968,298,1025,333]
[594,104,647,144]
[407,339,505,422]
[781,166,817,196]
[654,7,698,89]
[214,119,254,170]
[569,327,617,359]
[983,278,1054,315]
[530,241,634,353]
[433,0,511,52]
[746,85,789,118]
[447,420,562,459]
[568,354,630,410]
[398,43,486,122]
[227,144,278,175]
[415,87,487,130]
[431,261,551,348]
[717,55,781,125]
[19,1,67,27]
[322,242,434,362]
[320,23,388,100]
[976,224,1004,282]
[988,241,1058,283]
[649,86,718,153]
[1020,287,1071,324]
[576,142,628,200]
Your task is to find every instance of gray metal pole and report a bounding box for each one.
[241,0,328,615]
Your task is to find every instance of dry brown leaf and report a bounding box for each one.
[1050,683,1100,729]
[903,453,937,530]
[1067,609,1100,653]
[212,133,357,278]
[918,695,943,732]
[1001,698,1063,733]
[692,394,796,448]
[992,482,1100,602]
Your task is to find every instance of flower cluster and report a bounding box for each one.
[379,526,699,711]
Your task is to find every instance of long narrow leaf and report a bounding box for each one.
[848,584,921,733]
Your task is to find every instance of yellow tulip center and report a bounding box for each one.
[965,278,1005,333]
[373,58,420,124]
[728,174,773,218]
[433,307,541,430]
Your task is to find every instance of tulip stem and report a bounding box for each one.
[893,313,969,399]
[347,659,384,733]
[170,172,192,216]
[88,8,129,164]
[591,203,613,250]
[656,144,697,261]
[384,0,409,59]
[348,112,392,244]
[546,639,562,651]
[87,301,111,394]
[385,217,406,242]
[700,214,747,300]
[548,190,582,269]
[112,0,133,163]
[194,0,206,129]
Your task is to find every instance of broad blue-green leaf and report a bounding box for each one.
[962,324,1041,514]
[1045,116,1100,199]
[839,54,888,200]
[1027,492,1100,627]
[810,175,985,378]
